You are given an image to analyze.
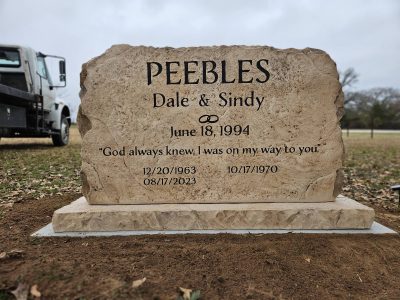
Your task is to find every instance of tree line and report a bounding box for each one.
[340,68,400,131]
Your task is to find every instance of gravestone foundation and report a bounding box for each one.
[52,45,374,231]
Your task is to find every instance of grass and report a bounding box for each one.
[0,290,12,300]
[342,132,400,210]
[1,127,399,211]
[0,125,81,203]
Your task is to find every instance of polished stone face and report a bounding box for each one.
[78,45,344,205]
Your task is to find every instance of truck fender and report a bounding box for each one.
[48,99,71,130]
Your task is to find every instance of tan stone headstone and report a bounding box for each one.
[50,45,374,232]
[78,45,344,205]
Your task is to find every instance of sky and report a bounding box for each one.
[0,0,399,119]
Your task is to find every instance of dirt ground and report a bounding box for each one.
[1,130,400,299]
[0,194,399,300]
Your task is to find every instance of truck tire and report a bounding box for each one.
[52,116,69,146]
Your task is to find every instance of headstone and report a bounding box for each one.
[78,45,344,204]
[52,45,374,232]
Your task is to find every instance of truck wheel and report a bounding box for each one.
[52,116,69,146]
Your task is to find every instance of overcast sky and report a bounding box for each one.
[1,0,399,118]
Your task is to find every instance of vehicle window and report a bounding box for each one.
[0,48,21,67]
[37,56,48,78]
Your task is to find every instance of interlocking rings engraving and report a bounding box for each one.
[198,114,219,124]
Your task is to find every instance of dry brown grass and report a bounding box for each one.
[343,133,400,210]
[0,126,81,203]
[0,125,81,146]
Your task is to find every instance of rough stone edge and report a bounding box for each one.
[52,196,374,232]
[77,44,346,203]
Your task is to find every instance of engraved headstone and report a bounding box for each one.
[78,45,344,205]
[51,45,374,232]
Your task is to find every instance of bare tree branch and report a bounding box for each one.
[340,68,359,89]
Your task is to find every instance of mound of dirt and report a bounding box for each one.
[0,193,399,299]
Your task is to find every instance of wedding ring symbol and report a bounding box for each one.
[198,114,219,124]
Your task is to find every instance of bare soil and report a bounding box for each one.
[0,193,400,300]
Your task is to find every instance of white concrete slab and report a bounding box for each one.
[32,221,397,237]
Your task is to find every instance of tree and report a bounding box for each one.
[339,67,400,134]
[339,68,359,105]
[340,68,359,89]
[343,88,400,136]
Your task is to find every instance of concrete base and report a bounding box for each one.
[52,195,375,232]
[33,222,396,237]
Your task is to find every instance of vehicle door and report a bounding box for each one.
[36,55,56,111]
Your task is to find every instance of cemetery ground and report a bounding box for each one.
[0,127,399,300]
